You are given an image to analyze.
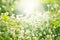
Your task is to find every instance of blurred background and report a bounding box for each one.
[0,0,60,40]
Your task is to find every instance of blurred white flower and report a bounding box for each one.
[11,8,14,11]
[0,7,1,10]
[49,29,52,34]
[43,31,46,35]
[0,32,2,34]
[26,36,30,39]
[46,35,50,38]
[2,0,6,4]
[42,12,50,21]
[10,14,15,19]
[40,27,44,31]
[9,27,15,33]
[53,26,56,29]
[5,12,9,15]
[39,33,42,36]
[52,35,55,37]
[16,15,23,21]
[10,38,12,40]
[41,38,44,40]
[20,30,24,33]
[47,4,50,8]
[14,1,18,5]
[58,10,60,13]
[20,26,24,30]
[32,33,35,36]
[26,30,30,34]
[51,7,54,10]
[53,4,59,8]
[2,5,6,8]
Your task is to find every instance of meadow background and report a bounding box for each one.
[0,0,60,40]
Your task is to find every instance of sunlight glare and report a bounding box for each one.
[17,0,40,14]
